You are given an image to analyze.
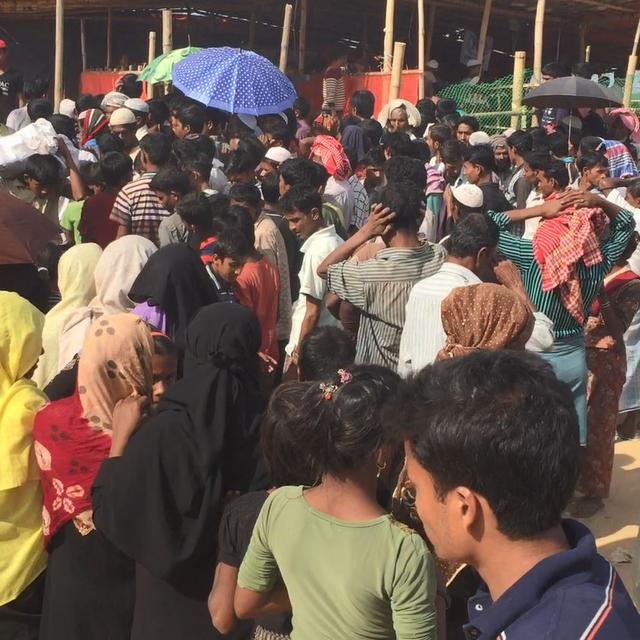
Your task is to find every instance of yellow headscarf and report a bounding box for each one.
[0,292,48,606]
[32,243,103,390]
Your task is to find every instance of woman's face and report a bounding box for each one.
[388,108,409,133]
[151,354,178,408]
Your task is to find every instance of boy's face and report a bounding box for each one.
[463,161,482,185]
[171,120,190,140]
[211,255,245,284]
[584,164,608,189]
[523,162,539,185]
[26,177,50,200]
[285,207,321,241]
[538,173,558,197]
[154,190,179,213]
[444,159,462,182]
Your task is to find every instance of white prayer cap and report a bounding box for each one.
[265,146,293,164]
[124,98,150,114]
[452,184,484,209]
[101,91,129,109]
[59,99,76,119]
[109,107,137,126]
[469,131,491,146]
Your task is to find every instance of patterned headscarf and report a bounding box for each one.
[310,135,352,181]
[437,283,534,360]
[80,108,109,147]
[608,108,640,144]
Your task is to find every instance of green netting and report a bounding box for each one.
[437,70,639,134]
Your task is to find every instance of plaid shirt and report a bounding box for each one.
[109,172,169,246]
[349,175,370,229]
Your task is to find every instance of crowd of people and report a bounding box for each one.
[2,41,640,639]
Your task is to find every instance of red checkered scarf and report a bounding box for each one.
[310,135,352,181]
[532,193,608,324]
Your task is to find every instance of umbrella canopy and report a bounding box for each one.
[0,192,60,265]
[139,47,202,84]
[523,76,623,110]
[172,47,297,116]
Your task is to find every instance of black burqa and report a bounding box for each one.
[92,303,267,640]
[128,243,219,348]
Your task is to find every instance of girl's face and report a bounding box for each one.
[151,354,178,408]
[388,108,409,133]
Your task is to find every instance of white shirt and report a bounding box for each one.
[398,262,481,376]
[135,124,149,141]
[286,225,344,356]
[324,176,355,228]
[6,106,29,132]
[522,188,544,240]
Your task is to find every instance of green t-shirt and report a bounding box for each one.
[60,200,84,244]
[238,485,437,640]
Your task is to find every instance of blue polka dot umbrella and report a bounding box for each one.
[172,47,297,116]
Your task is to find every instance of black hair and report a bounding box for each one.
[458,115,479,132]
[235,134,266,167]
[152,333,178,359]
[387,350,579,539]
[428,123,451,147]
[179,151,213,181]
[229,182,262,209]
[78,161,103,187]
[523,150,552,172]
[100,151,133,187]
[173,136,215,165]
[577,151,608,174]
[262,120,291,147]
[118,73,143,98]
[225,204,256,246]
[271,365,400,478]
[48,114,76,140]
[147,99,170,127]
[293,95,311,119]
[350,90,375,119]
[97,132,125,155]
[209,228,251,261]
[260,171,281,204]
[262,383,320,486]
[176,102,206,134]
[527,126,550,152]
[76,93,98,112]
[627,178,640,199]
[384,156,427,190]
[384,131,416,158]
[280,158,318,188]
[27,98,53,121]
[139,132,173,167]
[24,77,50,101]
[507,130,533,156]
[440,113,461,131]
[310,161,330,189]
[209,192,231,220]
[541,61,568,79]
[226,149,257,178]
[299,326,356,382]
[360,118,384,148]
[25,154,62,185]
[204,106,228,129]
[546,131,569,158]
[578,136,606,156]
[463,144,495,173]
[441,139,464,164]
[361,147,386,168]
[436,98,457,119]
[150,167,191,195]
[448,213,499,258]
[377,182,423,232]
[415,98,436,137]
[280,185,323,215]
[541,158,570,189]
[176,192,213,228]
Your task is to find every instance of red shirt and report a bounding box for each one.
[78,191,119,248]
[235,258,280,361]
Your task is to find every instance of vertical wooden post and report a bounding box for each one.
[248,8,257,50]
[585,45,591,62]
[417,0,425,99]
[388,41,406,102]
[555,25,562,61]
[425,2,436,62]
[578,24,586,63]
[106,8,112,69]
[298,0,308,74]
[54,0,64,110]
[511,51,526,130]
[80,17,87,72]
[162,9,173,55]
[477,0,492,72]
[148,31,156,66]
[383,0,395,73]
[532,0,545,85]
[622,19,640,108]
[279,4,293,73]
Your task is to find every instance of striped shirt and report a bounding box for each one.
[327,242,447,367]
[488,209,636,339]
[349,175,370,229]
[110,172,169,246]
[322,66,346,111]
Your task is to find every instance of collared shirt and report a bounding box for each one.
[110,172,169,246]
[286,225,343,356]
[349,175,370,229]
[158,211,189,247]
[398,262,482,376]
[464,519,640,640]
[324,176,355,228]
[488,209,636,338]
[135,124,149,141]
[327,242,447,367]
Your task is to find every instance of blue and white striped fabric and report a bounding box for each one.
[172,47,297,116]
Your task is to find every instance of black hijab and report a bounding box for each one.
[128,244,219,348]
[92,303,266,604]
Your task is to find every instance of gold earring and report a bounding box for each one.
[376,460,387,479]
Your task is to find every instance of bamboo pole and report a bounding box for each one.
[417,0,425,99]
[510,51,526,130]
[622,19,640,107]
[477,0,492,73]
[578,24,586,63]
[383,0,395,73]
[425,2,436,62]
[298,0,308,73]
[80,17,86,72]
[388,41,406,102]
[633,17,640,57]
[279,4,293,73]
[248,8,256,50]
[162,9,173,54]
[148,31,156,66]
[585,45,591,62]
[532,0,545,85]
[54,0,64,110]
[106,8,112,69]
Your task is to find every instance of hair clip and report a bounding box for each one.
[337,369,352,385]
[319,382,338,401]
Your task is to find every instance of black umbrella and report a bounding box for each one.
[523,76,623,110]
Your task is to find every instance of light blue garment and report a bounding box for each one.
[538,334,587,445]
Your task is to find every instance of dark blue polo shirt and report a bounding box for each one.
[463,519,640,639]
